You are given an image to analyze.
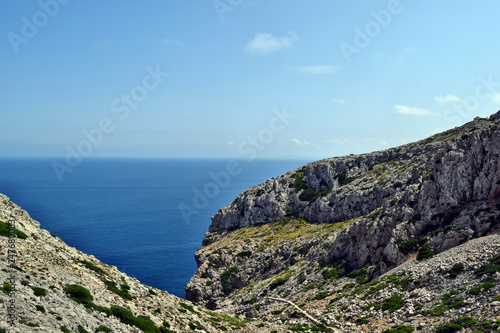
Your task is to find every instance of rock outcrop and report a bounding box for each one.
[186,112,500,332]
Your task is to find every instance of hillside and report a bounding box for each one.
[0,194,283,332]
[186,112,500,332]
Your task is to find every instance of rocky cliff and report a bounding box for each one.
[0,194,284,332]
[186,112,500,332]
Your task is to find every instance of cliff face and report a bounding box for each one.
[0,194,283,332]
[186,112,500,332]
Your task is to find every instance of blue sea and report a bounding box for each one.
[0,158,309,297]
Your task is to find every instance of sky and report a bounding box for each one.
[1,0,500,160]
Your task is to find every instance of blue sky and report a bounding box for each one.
[1,0,500,160]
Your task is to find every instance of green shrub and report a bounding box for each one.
[32,287,47,297]
[79,260,107,275]
[105,280,134,300]
[179,303,196,313]
[436,323,462,333]
[416,243,435,261]
[356,318,368,325]
[35,305,45,313]
[442,290,464,308]
[110,305,160,333]
[60,327,70,333]
[96,326,111,332]
[469,287,480,295]
[2,283,12,294]
[297,272,306,284]
[444,263,465,278]
[479,321,492,330]
[236,251,252,258]
[382,325,413,333]
[0,220,28,239]
[382,294,404,313]
[221,266,239,295]
[314,291,329,300]
[310,323,329,332]
[269,276,289,290]
[395,238,418,254]
[474,254,500,275]
[456,317,477,328]
[362,302,381,311]
[65,284,93,306]
[77,325,89,333]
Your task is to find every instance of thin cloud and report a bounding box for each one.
[226,141,235,146]
[490,92,500,104]
[291,66,340,75]
[291,138,311,146]
[325,138,349,145]
[331,98,345,104]
[245,31,297,54]
[394,105,435,116]
[435,94,462,103]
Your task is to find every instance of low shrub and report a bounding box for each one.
[32,287,47,297]
[436,323,462,333]
[382,294,404,313]
[382,325,413,333]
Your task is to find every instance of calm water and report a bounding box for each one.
[0,158,309,297]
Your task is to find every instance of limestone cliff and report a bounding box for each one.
[186,112,500,332]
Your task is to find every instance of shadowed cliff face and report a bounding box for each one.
[186,112,500,325]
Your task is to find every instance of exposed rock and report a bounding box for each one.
[186,113,500,332]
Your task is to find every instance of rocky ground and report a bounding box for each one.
[0,194,284,332]
[186,111,500,332]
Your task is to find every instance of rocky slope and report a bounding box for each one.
[186,112,500,332]
[0,194,284,332]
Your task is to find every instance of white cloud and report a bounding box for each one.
[291,138,311,146]
[394,105,435,116]
[331,98,345,104]
[490,92,500,104]
[245,31,297,54]
[291,66,340,75]
[434,94,462,104]
[161,37,182,45]
[226,141,234,146]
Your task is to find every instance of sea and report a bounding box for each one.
[0,158,310,298]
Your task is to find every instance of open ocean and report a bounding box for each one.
[0,158,310,297]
